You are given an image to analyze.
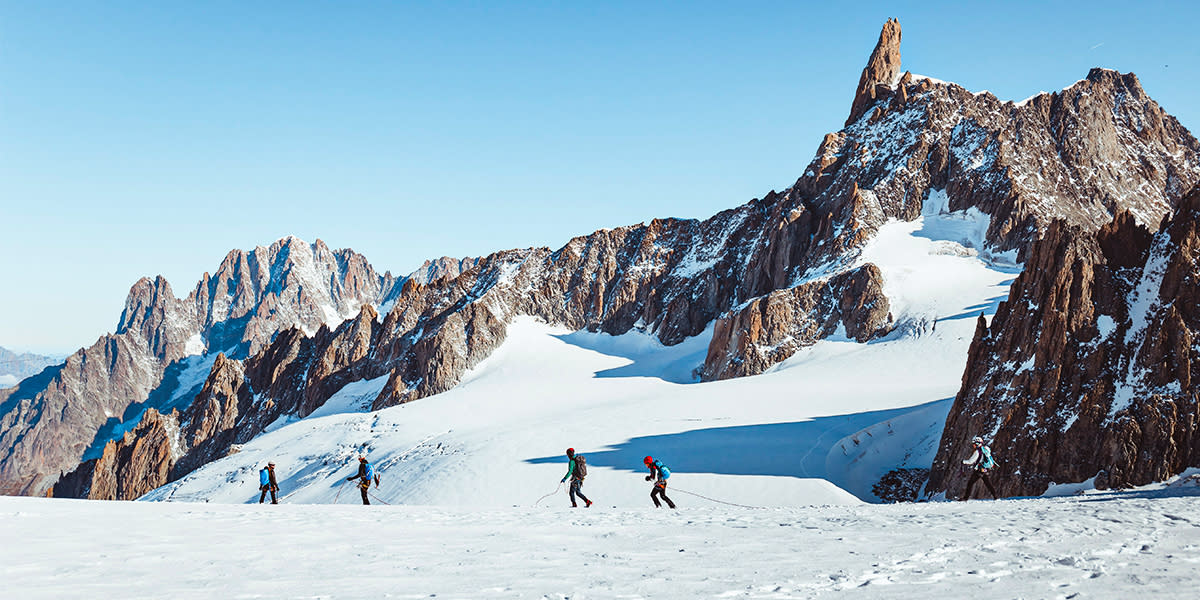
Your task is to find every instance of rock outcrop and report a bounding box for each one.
[52,409,181,501]
[847,17,903,126]
[43,20,1200,500]
[703,264,892,380]
[927,188,1200,498]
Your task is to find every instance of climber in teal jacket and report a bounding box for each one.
[560,448,592,508]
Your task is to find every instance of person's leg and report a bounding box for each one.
[981,473,998,499]
[650,486,662,507]
[569,479,580,507]
[361,484,370,505]
[260,487,268,503]
[963,471,980,501]
[660,483,676,509]
[574,479,591,505]
[270,488,278,504]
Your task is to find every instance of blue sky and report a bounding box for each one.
[2,1,1197,354]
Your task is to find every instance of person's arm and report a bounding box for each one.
[270,470,279,489]
[645,465,657,481]
[561,459,575,483]
[347,463,366,481]
[962,449,979,466]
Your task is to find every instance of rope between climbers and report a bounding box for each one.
[671,486,768,510]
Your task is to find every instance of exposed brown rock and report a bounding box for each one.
[702,264,892,380]
[847,18,902,126]
[927,188,1200,498]
[52,409,178,501]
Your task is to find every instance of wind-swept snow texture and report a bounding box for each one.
[144,203,1014,507]
[4,480,1200,598]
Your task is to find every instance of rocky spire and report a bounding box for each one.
[846,18,902,126]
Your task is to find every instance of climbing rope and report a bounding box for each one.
[670,486,768,510]
[367,489,392,505]
[533,481,565,506]
[333,479,348,504]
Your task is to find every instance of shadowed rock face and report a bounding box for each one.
[927,188,1200,499]
[46,19,1200,500]
[57,305,384,500]
[53,409,180,501]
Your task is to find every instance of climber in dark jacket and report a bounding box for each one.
[258,462,279,504]
[961,436,998,500]
[643,456,676,508]
[560,448,592,508]
[346,456,379,505]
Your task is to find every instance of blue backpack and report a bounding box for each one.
[259,468,270,486]
[654,460,671,480]
[980,446,996,470]
[364,463,375,482]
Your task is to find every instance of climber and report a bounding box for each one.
[258,462,279,504]
[961,436,998,500]
[643,455,676,508]
[346,456,380,505]
[560,448,593,508]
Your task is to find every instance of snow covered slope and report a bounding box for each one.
[144,201,1015,507]
[5,481,1200,599]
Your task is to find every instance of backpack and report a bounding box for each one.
[574,455,587,479]
[259,468,270,486]
[980,446,996,470]
[364,463,375,482]
[655,460,671,480]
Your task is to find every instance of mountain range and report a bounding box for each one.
[2,19,1198,503]
[0,347,61,389]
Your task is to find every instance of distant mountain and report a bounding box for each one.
[48,19,1200,500]
[0,237,401,495]
[0,348,61,389]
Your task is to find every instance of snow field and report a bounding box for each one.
[4,489,1199,599]
[145,200,1018,509]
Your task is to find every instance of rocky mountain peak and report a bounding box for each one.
[115,275,198,362]
[847,17,902,126]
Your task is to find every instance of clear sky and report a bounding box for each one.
[2,1,1197,354]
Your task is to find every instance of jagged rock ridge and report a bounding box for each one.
[927,187,1200,498]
